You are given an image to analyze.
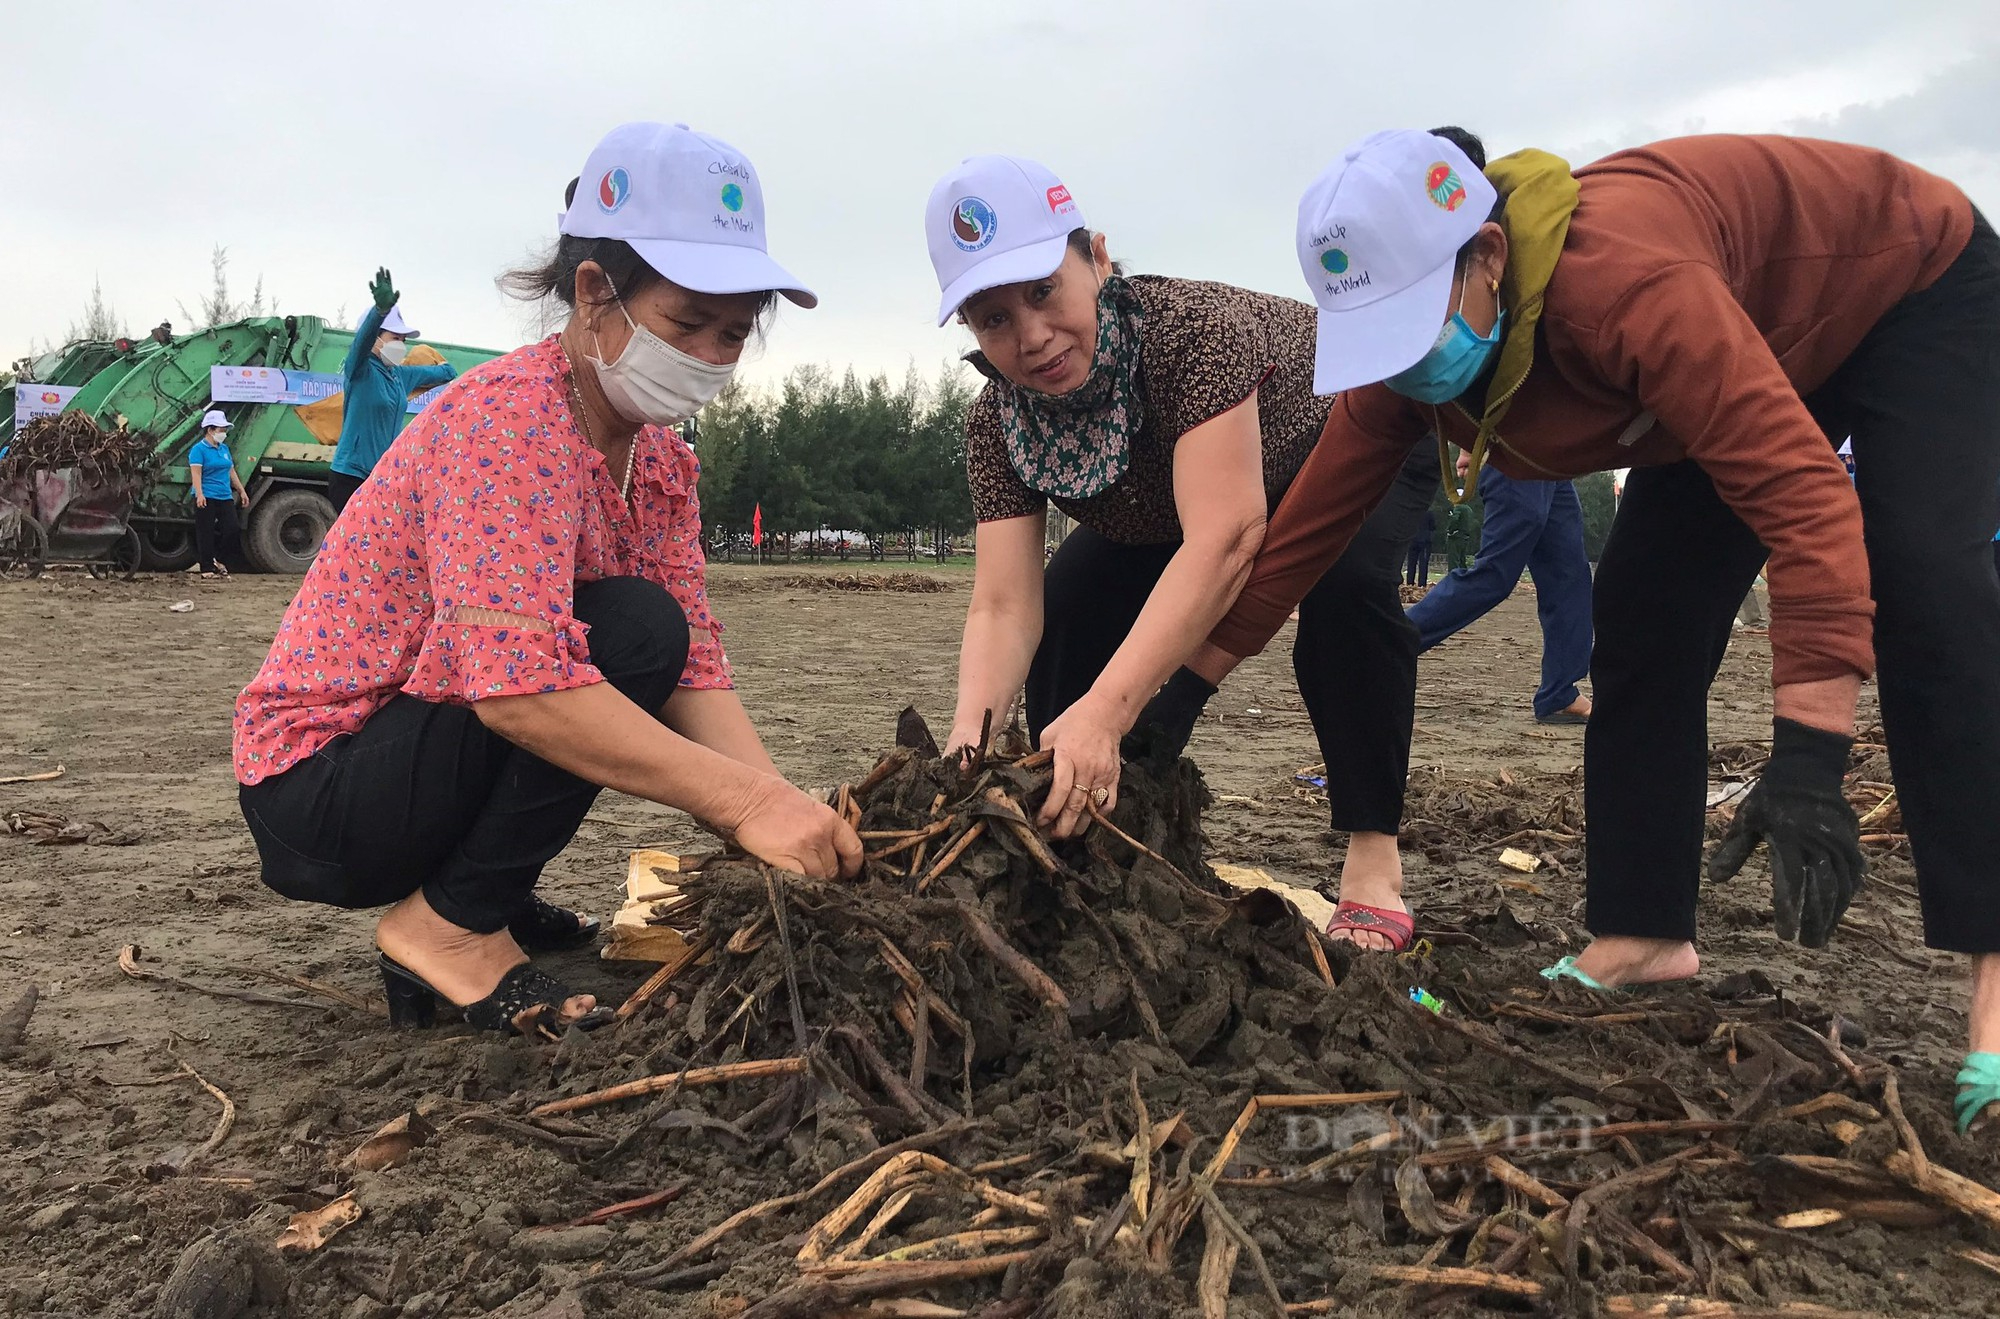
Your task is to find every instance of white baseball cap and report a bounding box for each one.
[561,122,816,308]
[926,155,1085,326]
[1295,130,1498,394]
[200,409,231,430]
[376,306,418,338]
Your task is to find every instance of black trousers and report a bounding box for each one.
[327,472,364,515]
[1404,538,1433,587]
[1026,443,1440,834]
[1585,212,2000,954]
[239,577,689,933]
[194,499,239,572]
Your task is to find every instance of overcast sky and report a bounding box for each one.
[6,2,1995,389]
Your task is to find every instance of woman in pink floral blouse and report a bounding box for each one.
[234,123,859,1039]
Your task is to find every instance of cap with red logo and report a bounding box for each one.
[1293,129,1496,394]
[925,155,1085,326]
[560,122,816,308]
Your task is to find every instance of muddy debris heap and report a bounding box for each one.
[497,711,2000,1317]
[0,411,158,487]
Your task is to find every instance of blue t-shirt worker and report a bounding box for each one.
[327,266,458,513]
[187,409,250,578]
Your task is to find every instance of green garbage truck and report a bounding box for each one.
[1,337,131,451]
[47,315,500,573]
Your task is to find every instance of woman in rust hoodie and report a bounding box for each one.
[1179,129,1999,1132]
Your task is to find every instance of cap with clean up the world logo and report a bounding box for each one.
[1295,129,1496,394]
[926,155,1085,326]
[561,122,816,308]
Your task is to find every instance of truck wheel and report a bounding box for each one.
[245,489,337,574]
[138,524,198,572]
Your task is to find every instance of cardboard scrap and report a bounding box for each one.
[603,851,706,963]
[1212,863,1340,932]
[627,849,697,901]
[275,1193,361,1253]
[346,1110,434,1172]
[1498,848,1543,874]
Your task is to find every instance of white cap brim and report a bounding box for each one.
[935,232,1070,326]
[1311,255,1458,395]
[628,236,818,309]
[379,307,418,338]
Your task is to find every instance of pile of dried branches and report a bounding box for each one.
[1400,764,1586,870]
[3,809,140,846]
[1294,722,1904,878]
[1710,725,1906,856]
[496,718,1996,1316]
[0,412,160,488]
[765,572,952,594]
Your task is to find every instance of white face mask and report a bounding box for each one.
[378,336,409,366]
[586,296,737,426]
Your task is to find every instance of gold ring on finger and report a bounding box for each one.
[1090,787,1110,806]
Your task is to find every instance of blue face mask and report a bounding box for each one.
[1384,271,1505,404]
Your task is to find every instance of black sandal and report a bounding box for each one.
[507,895,602,953]
[377,953,612,1040]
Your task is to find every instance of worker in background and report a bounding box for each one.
[327,269,459,513]
[186,409,250,579]
[1404,506,1434,587]
[1444,499,1475,570]
[1407,448,1594,724]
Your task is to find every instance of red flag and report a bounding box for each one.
[751,503,763,547]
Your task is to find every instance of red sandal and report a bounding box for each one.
[1324,901,1415,952]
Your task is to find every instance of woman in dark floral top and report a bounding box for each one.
[925,155,1438,950]
[234,123,860,1039]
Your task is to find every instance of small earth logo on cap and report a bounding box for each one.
[598,167,632,213]
[720,182,745,213]
[1425,162,1467,212]
[1319,249,1350,274]
[950,196,998,253]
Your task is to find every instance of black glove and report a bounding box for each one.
[1122,667,1217,764]
[1706,717,1864,948]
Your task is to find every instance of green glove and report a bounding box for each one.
[1958,1052,2000,1133]
[370,267,398,313]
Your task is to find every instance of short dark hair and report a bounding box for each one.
[499,176,777,325]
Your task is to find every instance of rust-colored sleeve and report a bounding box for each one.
[1207,388,1424,658]
[1592,264,1875,685]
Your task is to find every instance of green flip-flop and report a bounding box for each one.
[1538,956,1695,994]
[1538,955,1624,992]
[1957,1052,2000,1134]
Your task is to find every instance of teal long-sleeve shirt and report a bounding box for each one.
[329,305,458,480]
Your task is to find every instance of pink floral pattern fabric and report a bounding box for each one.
[233,335,731,786]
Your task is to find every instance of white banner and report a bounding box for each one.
[209,365,342,406]
[13,384,80,426]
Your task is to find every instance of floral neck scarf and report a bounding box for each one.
[978,276,1145,501]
